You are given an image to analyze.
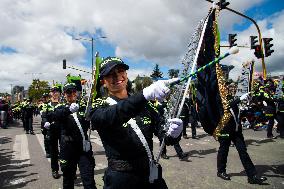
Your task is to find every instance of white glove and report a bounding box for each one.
[143,78,179,101]
[263,101,267,106]
[240,92,250,101]
[69,103,79,113]
[44,122,51,129]
[167,118,183,138]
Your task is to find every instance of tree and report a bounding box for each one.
[168,69,179,78]
[133,75,153,93]
[28,79,50,102]
[150,64,163,80]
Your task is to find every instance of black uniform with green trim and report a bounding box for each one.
[41,101,62,173]
[90,93,178,189]
[51,99,96,189]
[39,102,51,156]
[217,97,257,178]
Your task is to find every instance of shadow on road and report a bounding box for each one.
[187,148,217,158]
[229,164,284,180]
[0,136,38,188]
[245,138,276,146]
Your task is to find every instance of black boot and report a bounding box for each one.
[248,175,267,184]
[183,134,189,139]
[217,172,231,180]
[178,153,188,160]
[52,171,60,179]
[161,153,169,159]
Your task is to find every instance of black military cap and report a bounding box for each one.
[100,57,129,78]
[50,86,62,93]
[42,93,50,98]
[63,83,77,93]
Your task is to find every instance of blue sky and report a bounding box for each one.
[82,0,283,79]
[0,0,283,92]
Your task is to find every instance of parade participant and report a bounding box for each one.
[39,93,51,158]
[0,97,9,129]
[51,83,96,189]
[188,95,199,139]
[90,57,183,189]
[262,86,277,138]
[22,98,35,134]
[216,92,267,184]
[180,96,190,139]
[42,86,62,179]
[276,97,284,138]
[157,100,188,160]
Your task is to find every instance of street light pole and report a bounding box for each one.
[205,0,267,79]
[73,36,107,77]
[91,37,94,78]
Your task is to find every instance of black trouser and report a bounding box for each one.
[276,112,284,137]
[49,127,60,172]
[60,142,96,189]
[190,119,197,137]
[41,125,50,155]
[217,131,256,178]
[160,141,184,158]
[266,115,275,137]
[181,116,189,136]
[0,111,7,128]
[103,167,168,189]
[24,117,33,132]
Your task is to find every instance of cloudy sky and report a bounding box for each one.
[0,0,283,93]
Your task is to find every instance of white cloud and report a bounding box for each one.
[0,0,278,93]
[221,10,284,80]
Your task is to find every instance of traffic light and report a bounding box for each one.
[254,45,263,59]
[217,0,230,9]
[63,59,66,69]
[250,36,258,49]
[263,38,274,57]
[228,34,237,47]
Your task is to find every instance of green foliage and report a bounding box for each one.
[150,64,163,79]
[28,79,50,101]
[168,69,179,78]
[133,75,153,92]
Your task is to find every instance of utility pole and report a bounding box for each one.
[73,36,107,77]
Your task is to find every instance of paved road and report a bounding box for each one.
[0,116,283,189]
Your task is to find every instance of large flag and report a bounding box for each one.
[195,8,225,136]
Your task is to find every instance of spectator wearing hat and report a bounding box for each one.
[90,57,183,189]
[50,83,96,189]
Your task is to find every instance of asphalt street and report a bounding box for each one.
[0,116,283,189]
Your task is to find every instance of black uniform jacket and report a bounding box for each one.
[220,98,243,135]
[90,92,177,174]
[49,101,90,152]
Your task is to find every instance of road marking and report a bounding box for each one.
[153,137,160,144]
[36,134,51,162]
[90,134,103,147]
[9,178,26,185]
[12,134,30,166]
[95,163,107,170]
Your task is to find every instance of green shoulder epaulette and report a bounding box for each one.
[147,101,159,113]
[92,97,109,109]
